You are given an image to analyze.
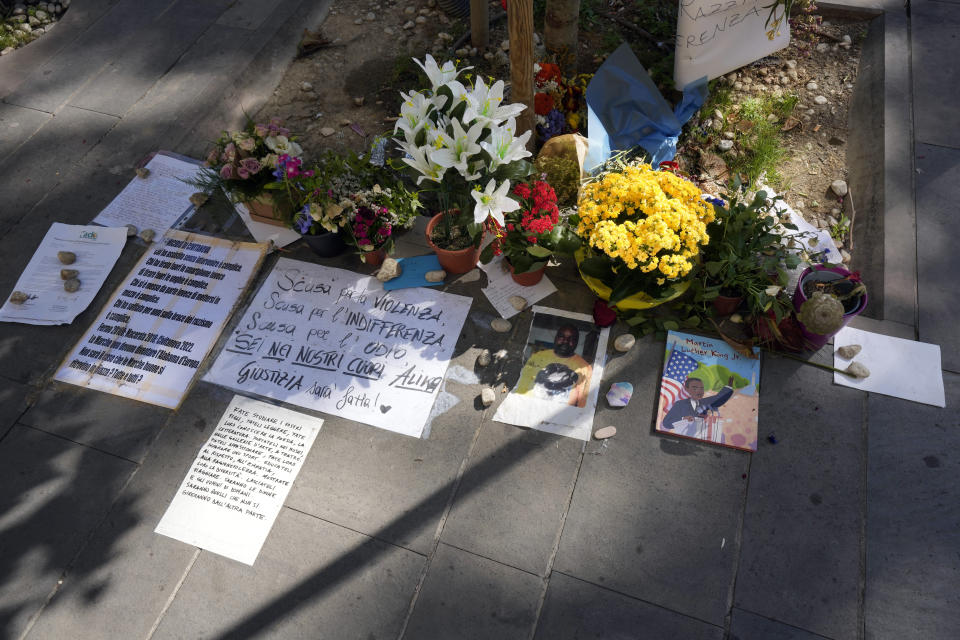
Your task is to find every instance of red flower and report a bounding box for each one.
[536,63,562,86]
[534,92,554,116]
[593,300,617,327]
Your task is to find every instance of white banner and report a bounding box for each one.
[203,258,472,438]
[155,395,323,565]
[55,231,267,408]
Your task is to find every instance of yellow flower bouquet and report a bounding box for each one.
[573,159,715,307]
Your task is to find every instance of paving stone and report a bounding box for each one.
[21,382,172,462]
[216,0,286,30]
[912,3,960,148]
[553,336,749,626]
[151,508,423,640]
[69,0,234,117]
[734,352,865,640]
[864,372,960,639]
[404,543,541,640]
[24,384,249,640]
[0,106,117,240]
[534,571,724,640]
[286,350,484,554]
[0,425,136,640]
[0,377,31,440]
[0,104,52,164]
[729,608,831,639]
[440,421,583,576]
[846,315,914,340]
[915,144,960,373]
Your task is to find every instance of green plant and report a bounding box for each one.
[725,94,797,186]
[829,212,850,242]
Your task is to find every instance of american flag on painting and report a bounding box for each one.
[660,349,701,408]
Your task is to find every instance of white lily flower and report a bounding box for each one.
[465,77,525,126]
[265,135,302,157]
[471,179,520,227]
[431,118,484,180]
[481,117,532,169]
[395,90,438,142]
[414,54,470,91]
[399,143,447,184]
[765,285,782,296]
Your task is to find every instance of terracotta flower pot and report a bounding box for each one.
[362,248,386,267]
[425,212,482,274]
[712,293,743,316]
[301,230,346,258]
[508,260,546,286]
[245,193,292,227]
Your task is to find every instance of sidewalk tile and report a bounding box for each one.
[734,353,865,640]
[0,425,135,640]
[404,543,541,640]
[0,104,51,163]
[865,372,960,639]
[216,0,286,30]
[151,508,423,640]
[21,382,172,462]
[915,144,960,372]
[553,336,749,626]
[912,2,960,148]
[0,378,31,440]
[534,572,724,640]
[23,384,240,640]
[729,608,832,639]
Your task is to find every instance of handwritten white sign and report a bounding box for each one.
[155,395,323,565]
[478,256,557,319]
[54,231,267,408]
[674,0,790,89]
[0,223,127,326]
[203,258,473,438]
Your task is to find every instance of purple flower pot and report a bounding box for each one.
[792,265,868,350]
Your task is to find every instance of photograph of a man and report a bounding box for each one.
[660,375,735,439]
[515,318,596,408]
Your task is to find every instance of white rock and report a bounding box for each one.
[593,426,617,440]
[364,12,375,21]
[320,127,335,137]
[125,224,137,236]
[844,361,870,379]
[722,131,735,140]
[376,258,402,282]
[718,140,734,152]
[837,344,862,359]
[404,5,415,14]
[491,318,511,333]
[614,334,636,352]
[842,34,852,44]
[476,349,491,367]
[814,95,828,105]
[508,295,527,311]
[415,15,426,24]
[138,229,155,243]
[481,387,496,407]
[500,39,510,51]
[354,17,363,25]
[384,26,394,35]
[785,59,797,69]
[816,42,829,53]
[402,20,414,29]
[806,81,818,91]
[299,81,313,92]
[841,249,851,263]
[831,179,848,197]
[733,81,743,91]
[424,270,446,282]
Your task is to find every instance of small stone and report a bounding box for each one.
[354,17,363,25]
[712,118,723,131]
[8,291,29,304]
[842,34,852,44]
[593,426,617,440]
[476,349,491,367]
[767,113,778,123]
[491,318,511,333]
[339,119,352,126]
[806,81,818,91]
[500,39,510,51]
[831,179,848,197]
[606,382,633,408]
[402,20,414,29]
[787,69,798,80]
[320,127,336,137]
[299,81,313,91]
[722,131,735,140]
[494,349,508,360]
[135,167,150,179]
[837,344,862,359]
[353,96,364,107]
[718,140,734,152]
[415,15,426,24]
[814,95,828,105]
[364,12,375,21]
[730,313,743,323]
[57,251,76,264]
[404,6,415,14]
[63,278,81,293]
[508,295,527,311]
[424,269,446,282]
[60,268,78,280]
[816,42,829,53]
[376,257,402,282]
[125,224,137,236]
[831,208,841,216]
[844,362,870,379]
[189,192,208,208]
[438,32,452,42]
[481,387,496,407]
[840,249,852,263]
[733,81,744,91]
[35,9,48,19]
[613,334,636,352]
[139,229,156,243]
[384,27,394,35]
[785,59,797,69]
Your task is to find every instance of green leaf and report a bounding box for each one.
[683,315,702,327]
[577,256,614,280]
[662,320,680,331]
[555,233,581,255]
[705,261,724,277]
[526,244,553,258]
[479,243,496,264]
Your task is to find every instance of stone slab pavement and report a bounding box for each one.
[1,1,958,639]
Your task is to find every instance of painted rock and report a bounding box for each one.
[508,295,527,311]
[606,382,634,408]
[491,318,511,333]
[376,258,402,282]
[135,167,150,179]
[9,291,29,304]
[476,349,491,367]
[139,229,156,243]
[63,278,81,293]
[844,362,870,379]
[57,251,76,264]
[189,192,208,208]
[60,269,78,280]
[125,224,138,237]
[593,426,617,440]
[424,269,446,282]
[480,387,496,407]
[613,334,635,352]
[837,344,861,359]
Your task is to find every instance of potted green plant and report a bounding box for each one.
[479,178,580,285]
[392,54,534,273]
[192,117,304,226]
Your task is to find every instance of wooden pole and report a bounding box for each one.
[508,0,535,151]
[470,0,488,49]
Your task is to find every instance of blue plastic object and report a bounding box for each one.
[585,43,709,172]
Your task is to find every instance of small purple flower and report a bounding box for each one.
[294,211,312,234]
[219,164,236,180]
[536,108,566,142]
[705,196,726,207]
